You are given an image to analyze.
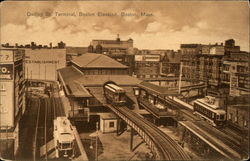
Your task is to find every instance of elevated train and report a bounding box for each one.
[104,83,127,106]
[193,96,226,127]
[53,117,75,158]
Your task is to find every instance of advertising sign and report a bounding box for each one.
[0,50,13,62]
[0,82,14,128]
[0,64,13,80]
[230,75,239,96]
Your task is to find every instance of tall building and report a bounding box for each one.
[0,48,25,159]
[180,44,201,83]
[222,51,250,96]
[199,44,226,97]
[160,50,181,77]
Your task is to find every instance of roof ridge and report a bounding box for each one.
[85,54,103,67]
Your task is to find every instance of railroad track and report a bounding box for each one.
[109,104,190,160]
[164,97,199,121]
[33,98,52,161]
[195,121,248,158]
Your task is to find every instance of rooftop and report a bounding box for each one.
[71,53,128,69]
[139,82,179,96]
[180,44,201,48]
[57,66,91,97]
[99,113,118,120]
[77,75,142,87]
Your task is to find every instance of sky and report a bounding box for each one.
[1,1,249,51]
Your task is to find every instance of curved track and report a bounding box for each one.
[108,104,190,160]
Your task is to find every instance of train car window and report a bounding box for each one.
[212,113,215,118]
[220,115,224,120]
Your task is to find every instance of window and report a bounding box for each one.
[228,113,232,120]
[244,120,248,127]
[234,116,238,123]
[109,121,115,128]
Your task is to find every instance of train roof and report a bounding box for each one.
[195,97,220,109]
[105,83,125,92]
[55,117,74,142]
[194,100,226,114]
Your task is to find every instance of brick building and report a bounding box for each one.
[199,44,226,97]
[160,50,181,77]
[88,35,135,75]
[0,48,25,159]
[180,44,201,83]
[134,54,161,79]
[222,51,250,96]
[227,96,249,134]
[89,35,133,54]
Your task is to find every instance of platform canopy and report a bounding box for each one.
[138,81,179,97]
[58,66,92,97]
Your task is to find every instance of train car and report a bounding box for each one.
[193,96,226,127]
[53,117,75,158]
[104,83,126,106]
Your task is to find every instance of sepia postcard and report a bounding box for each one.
[0,0,249,161]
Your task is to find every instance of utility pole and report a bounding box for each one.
[178,62,183,94]
[95,122,99,161]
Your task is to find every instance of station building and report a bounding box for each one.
[58,53,141,131]
[25,48,66,81]
[0,48,25,159]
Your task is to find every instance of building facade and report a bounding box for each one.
[222,52,250,96]
[160,50,181,77]
[134,54,161,79]
[180,44,201,83]
[89,35,133,54]
[25,49,66,81]
[227,96,249,134]
[0,48,25,159]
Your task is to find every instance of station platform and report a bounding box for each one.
[138,98,176,118]
[179,121,242,160]
[58,90,89,160]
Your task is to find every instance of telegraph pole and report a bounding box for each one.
[95,122,99,161]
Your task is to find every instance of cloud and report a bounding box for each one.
[145,22,163,33]
[0,1,249,51]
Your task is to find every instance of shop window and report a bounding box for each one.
[109,121,115,128]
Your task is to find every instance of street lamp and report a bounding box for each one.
[89,122,99,161]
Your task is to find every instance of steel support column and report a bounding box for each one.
[130,128,134,151]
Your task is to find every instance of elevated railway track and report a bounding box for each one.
[106,104,190,160]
